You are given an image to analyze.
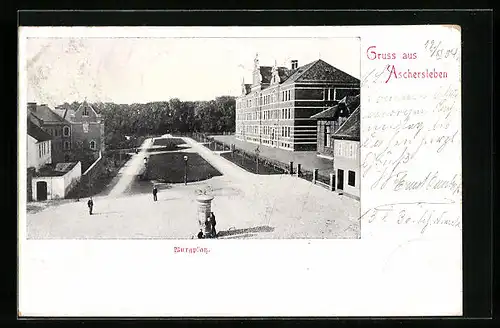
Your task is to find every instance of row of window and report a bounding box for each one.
[236,134,293,150]
[262,125,292,138]
[44,123,93,138]
[237,87,359,110]
[237,108,293,121]
[335,142,358,159]
[38,142,49,158]
[238,125,293,138]
[237,89,294,109]
[60,140,97,151]
[45,126,71,137]
[261,139,293,149]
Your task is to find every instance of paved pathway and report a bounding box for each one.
[107,138,154,197]
[26,135,361,240]
[211,135,333,175]
[181,137,254,182]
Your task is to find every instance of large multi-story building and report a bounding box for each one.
[235,54,360,151]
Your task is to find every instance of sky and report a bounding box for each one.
[25,37,360,107]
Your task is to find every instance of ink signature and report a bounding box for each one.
[355,199,461,234]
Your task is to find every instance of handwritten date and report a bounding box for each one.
[424,40,459,61]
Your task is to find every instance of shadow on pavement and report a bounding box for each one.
[219,233,257,239]
[217,225,275,238]
[91,211,122,215]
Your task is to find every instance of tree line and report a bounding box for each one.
[61,96,236,150]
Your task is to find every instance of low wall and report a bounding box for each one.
[64,162,82,195]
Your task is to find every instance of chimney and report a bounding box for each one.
[291,60,298,70]
[27,102,37,112]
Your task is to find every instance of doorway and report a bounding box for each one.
[337,169,344,190]
[36,181,48,201]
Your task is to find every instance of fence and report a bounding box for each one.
[172,132,235,140]
[171,132,338,192]
[66,151,113,199]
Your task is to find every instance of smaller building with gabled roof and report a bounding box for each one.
[332,105,361,200]
[311,94,360,159]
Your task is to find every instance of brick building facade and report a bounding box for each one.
[235,54,360,151]
[28,101,105,163]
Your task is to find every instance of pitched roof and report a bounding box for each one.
[310,101,341,119]
[75,101,100,117]
[310,94,360,120]
[259,66,273,84]
[37,162,79,177]
[283,59,360,85]
[27,119,52,142]
[281,60,319,85]
[28,112,44,127]
[28,104,67,123]
[53,107,67,118]
[345,93,360,109]
[332,106,360,141]
[54,105,77,121]
[277,67,295,81]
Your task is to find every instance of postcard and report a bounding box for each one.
[18,25,461,317]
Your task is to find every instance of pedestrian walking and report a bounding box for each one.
[209,212,217,238]
[152,185,158,201]
[87,197,93,215]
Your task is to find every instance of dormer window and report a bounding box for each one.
[89,140,96,150]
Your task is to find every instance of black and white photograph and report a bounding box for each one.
[18,22,468,317]
[24,36,361,240]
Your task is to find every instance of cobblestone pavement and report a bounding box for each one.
[26,136,360,240]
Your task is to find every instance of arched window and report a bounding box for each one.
[63,126,70,137]
[63,141,70,150]
[89,140,96,150]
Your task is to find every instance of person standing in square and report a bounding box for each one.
[87,197,93,215]
[152,185,158,201]
[209,212,217,238]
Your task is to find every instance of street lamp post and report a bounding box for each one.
[255,146,260,174]
[183,155,188,185]
[143,156,148,180]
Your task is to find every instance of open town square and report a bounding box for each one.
[27,134,360,239]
